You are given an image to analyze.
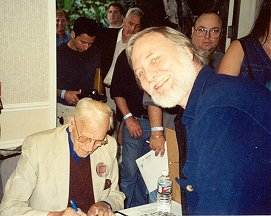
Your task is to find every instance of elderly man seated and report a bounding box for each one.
[0,98,125,216]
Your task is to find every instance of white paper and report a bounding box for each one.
[136,142,169,192]
[115,200,182,216]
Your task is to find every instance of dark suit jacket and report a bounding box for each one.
[95,28,119,78]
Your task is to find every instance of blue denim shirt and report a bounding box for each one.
[56,32,71,47]
[177,65,271,215]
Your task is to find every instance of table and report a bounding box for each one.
[115,200,182,216]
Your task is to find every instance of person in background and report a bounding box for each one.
[218,0,271,90]
[95,7,143,146]
[145,10,224,157]
[103,7,144,114]
[107,2,125,29]
[0,98,125,216]
[191,11,223,71]
[110,49,151,208]
[56,9,71,46]
[57,17,101,125]
[126,26,270,215]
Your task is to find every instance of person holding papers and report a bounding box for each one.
[0,98,125,216]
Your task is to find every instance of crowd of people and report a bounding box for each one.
[0,1,270,215]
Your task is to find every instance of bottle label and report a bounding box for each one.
[158,183,172,194]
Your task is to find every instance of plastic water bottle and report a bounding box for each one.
[157,170,172,215]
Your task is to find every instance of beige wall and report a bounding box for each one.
[225,0,263,50]
[0,0,56,149]
[238,0,263,38]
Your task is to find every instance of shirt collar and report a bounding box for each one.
[182,65,214,125]
[117,27,124,43]
[66,127,90,163]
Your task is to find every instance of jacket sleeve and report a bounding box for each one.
[0,136,49,216]
[110,50,127,99]
[181,107,271,215]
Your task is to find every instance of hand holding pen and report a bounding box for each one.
[70,200,79,213]
[68,200,87,216]
[47,202,86,216]
[70,200,116,216]
[47,200,84,216]
[86,201,115,216]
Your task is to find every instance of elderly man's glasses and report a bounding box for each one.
[194,27,221,38]
[74,119,107,145]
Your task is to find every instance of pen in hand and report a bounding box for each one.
[70,200,78,212]
[114,211,128,216]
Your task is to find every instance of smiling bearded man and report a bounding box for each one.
[125,26,271,215]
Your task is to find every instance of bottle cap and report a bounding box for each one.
[162,170,169,176]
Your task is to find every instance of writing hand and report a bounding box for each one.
[48,207,87,216]
[87,201,114,216]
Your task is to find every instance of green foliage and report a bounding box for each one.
[67,0,113,28]
[56,0,124,29]
[56,0,138,29]
[56,0,75,10]
[119,0,136,8]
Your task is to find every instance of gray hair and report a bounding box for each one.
[125,7,144,18]
[126,26,207,69]
[74,98,113,130]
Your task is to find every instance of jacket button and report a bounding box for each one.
[186,185,193,192]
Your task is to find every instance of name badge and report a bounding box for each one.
[96,162,109,177]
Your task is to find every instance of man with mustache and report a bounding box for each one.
[126,26,271,215]
[144,11,223,157]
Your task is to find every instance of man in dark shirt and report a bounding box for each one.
[110,50,151,208]
[57,17,101,125]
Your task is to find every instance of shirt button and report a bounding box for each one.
[186,185,193,192]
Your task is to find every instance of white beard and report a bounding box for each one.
[149,54,196,108]
[151,87,182,108]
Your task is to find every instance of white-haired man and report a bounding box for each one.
[126,26,270,215]
[0,98,125,216]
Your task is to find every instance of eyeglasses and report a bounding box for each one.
[194,27,221,38]
[74,119,108,146]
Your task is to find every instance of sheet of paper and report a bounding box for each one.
[136,142,168,192]
[115,200,182,216]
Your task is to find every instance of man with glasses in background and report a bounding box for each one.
[191,11,223,71]
[0,98,125,216]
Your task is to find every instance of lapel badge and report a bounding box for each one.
[96,162,109,177]
[104,178,112,190]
